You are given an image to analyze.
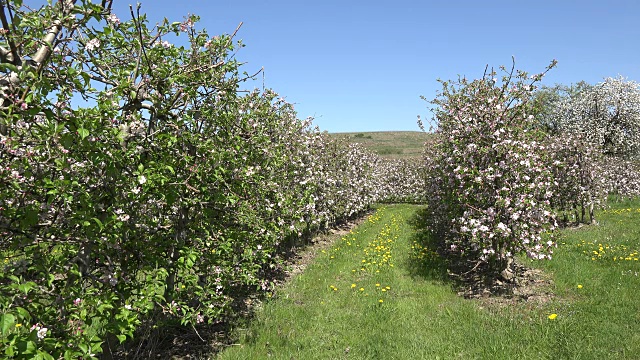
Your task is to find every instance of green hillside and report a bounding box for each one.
[332,131,430,159]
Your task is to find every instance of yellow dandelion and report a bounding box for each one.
[577,284,583,289]
[548,313,558,320]
[376,283,380,287]
[351,284,356,289]
[379,299,384,303]
[15,323,22,328]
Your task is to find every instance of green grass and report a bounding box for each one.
[215,202,640,360]
[332,131,430,159]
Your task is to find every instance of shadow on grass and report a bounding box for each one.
[404,207,451,284]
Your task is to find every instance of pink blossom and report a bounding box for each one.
[106,14,120,25]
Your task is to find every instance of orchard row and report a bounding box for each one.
[1,1,640,358]
[0,2,425,357]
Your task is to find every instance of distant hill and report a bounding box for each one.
[332,131,430,159]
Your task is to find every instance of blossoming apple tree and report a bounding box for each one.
[422,60,558,277]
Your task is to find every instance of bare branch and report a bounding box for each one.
[0,2,20,65]
[130,4,153,81]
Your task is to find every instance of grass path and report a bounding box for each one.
[216,203,640,359]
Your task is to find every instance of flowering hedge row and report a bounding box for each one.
[546,133,605,223]
[375,158,429,204]
[0,2,423,357]
[597,158,640,200]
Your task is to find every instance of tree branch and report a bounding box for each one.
[33,0,78,65]
[0,2,20,65]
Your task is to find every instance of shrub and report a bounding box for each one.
[422,60,558,276]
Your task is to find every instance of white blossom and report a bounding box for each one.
[85,38,101,51]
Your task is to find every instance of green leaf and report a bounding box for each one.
[80,72,91,87]
[38,350,55,359]
[5,345,15,356]
[17,282,35,295]
[21,209,39,227]
[0,63,19,73]
[14,307,30,321]
[92,218,104,231]
[116,334,127,343]
[17,340,37,354]
[78,128,89,140]
[1,313,15,335]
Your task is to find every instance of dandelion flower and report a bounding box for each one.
[577,284,583,289]
[351,284,356,289]
[379,299,383,303]
[548,313,557,320]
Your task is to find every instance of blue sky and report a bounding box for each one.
[107,0,640,133]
